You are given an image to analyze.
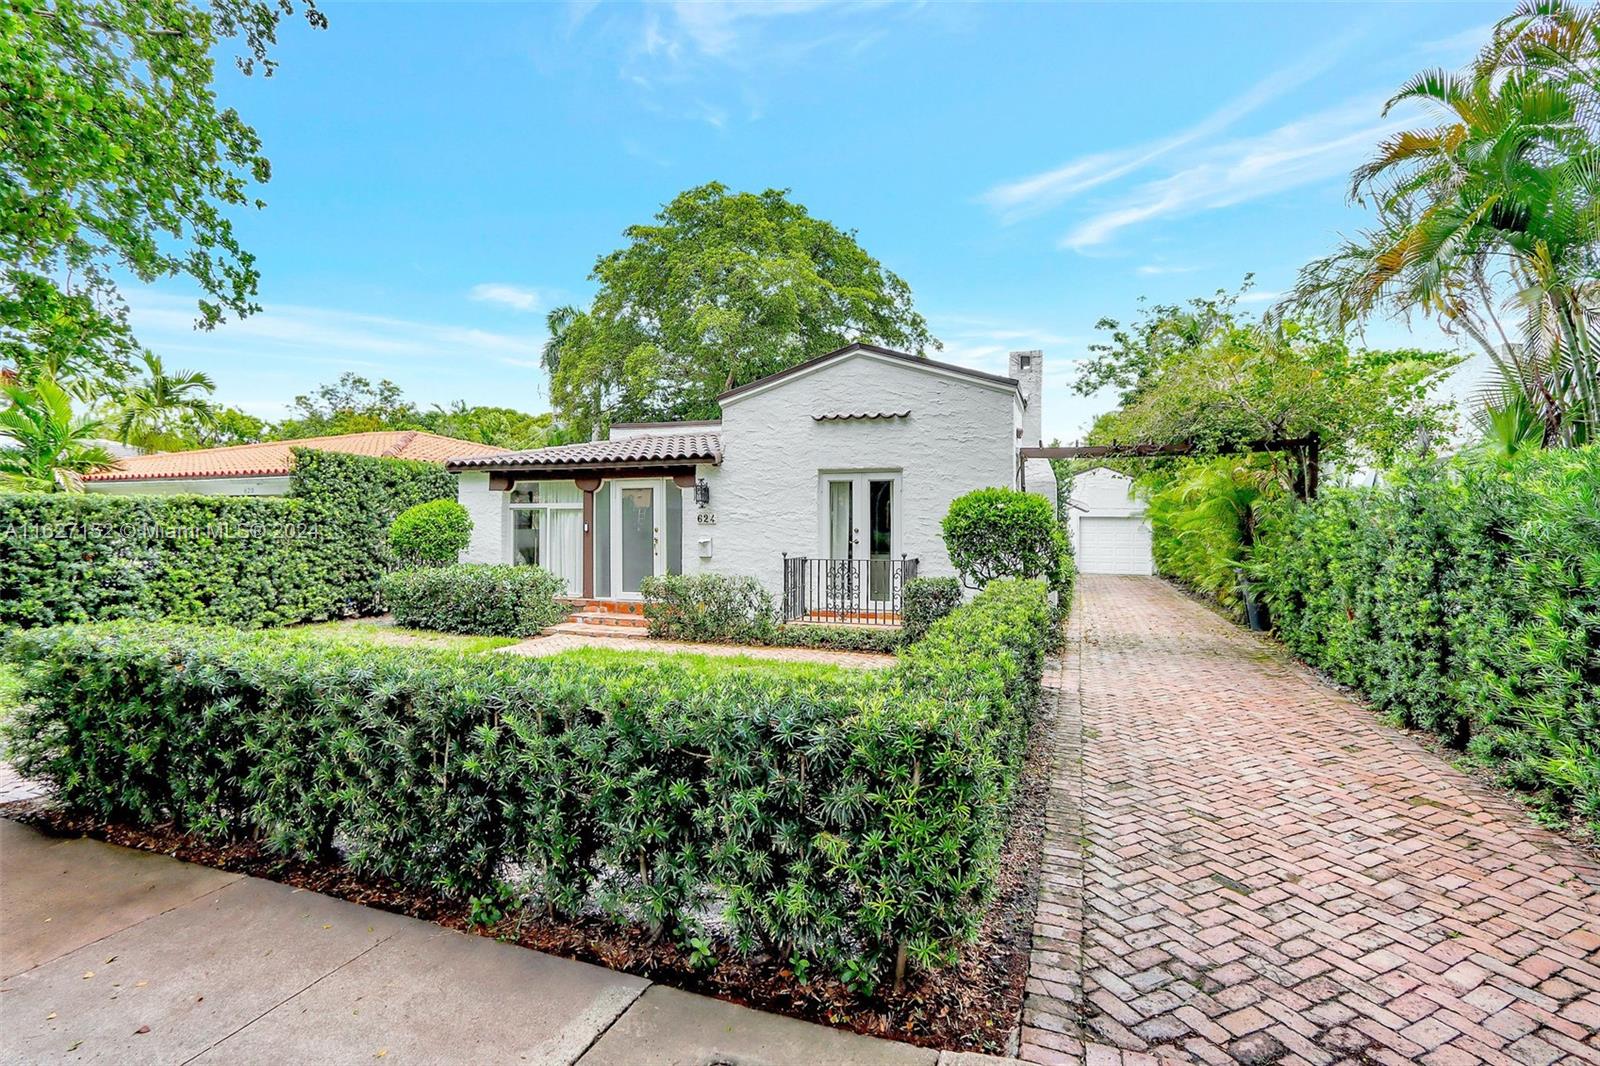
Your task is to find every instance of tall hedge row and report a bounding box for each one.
[2,578,1054,990]
[0,449,456,630]
[1257,447,1599,835]
[288,448,457,615]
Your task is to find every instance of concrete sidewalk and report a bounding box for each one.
[0,818,975,1065]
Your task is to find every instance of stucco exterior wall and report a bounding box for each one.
[86,475,293,497]
[1066,467,1147,556]
[684,349,1019,597]
[458,471,511,564]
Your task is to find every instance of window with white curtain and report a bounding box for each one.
[508,480,584,596]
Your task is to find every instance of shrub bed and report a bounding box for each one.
[380,564,566,637]
[638,573,776,643]
[1257,447,1600,837]
[3,578,1053,991]
[639,572,907,652]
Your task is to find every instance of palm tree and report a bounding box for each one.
[113,351,217,450]
[1285,1,1599,446]
[0,378,115,492]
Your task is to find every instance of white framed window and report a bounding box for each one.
[508,480,583,594]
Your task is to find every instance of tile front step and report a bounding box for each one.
[545,622,650,639]
[567,611,649,628]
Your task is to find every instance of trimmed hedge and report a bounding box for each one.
[1257,447,1600,837]
[380,564,566,637]
[770,623,903,654]
[0,493,323,629]
[290,449,457,616]
[639,573,777,643]
[2,578,1054,991]
[0,450,456,631]
[388,499,473,566]
[901,577,963,643]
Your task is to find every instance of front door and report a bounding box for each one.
[819,473,901,604]
[611,479,664,598]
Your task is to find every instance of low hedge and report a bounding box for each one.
[379,564,566,637]
[770,623,904,654]
[901,577,963,642]
[2,578,1053,992]
[1257,447,1600,837]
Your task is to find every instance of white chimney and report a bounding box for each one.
[1010,349,1044,447]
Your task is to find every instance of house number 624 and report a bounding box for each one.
[696,512,717,525]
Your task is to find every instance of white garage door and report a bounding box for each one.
[1078,516,1153,575]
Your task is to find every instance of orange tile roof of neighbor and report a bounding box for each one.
[83,431,510,482]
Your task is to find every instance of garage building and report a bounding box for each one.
[1066,467,1154,575]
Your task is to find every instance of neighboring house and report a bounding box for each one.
[1065,467,1153,576]
[83,431,508,496]
[451,343,1058,622]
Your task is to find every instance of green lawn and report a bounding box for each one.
[281,620,519,655]
[545,644,867,681]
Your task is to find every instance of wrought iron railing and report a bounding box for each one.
[781,554,919,626]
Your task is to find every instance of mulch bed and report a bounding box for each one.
[0,696,1053,1054]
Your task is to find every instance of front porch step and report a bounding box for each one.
[566,610,649,629]
[544,621,650,640]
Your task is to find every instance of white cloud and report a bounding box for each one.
[1061,95,1402,251]
[1417,22,1494,59]
[668,0,835,58]
[469,282,541,313]
[1136,264,1198,276]
[605,1,911,129]
[1237,290,1282,305]
[980,39,1356,224]
[127,291,548,365]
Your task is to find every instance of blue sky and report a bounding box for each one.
[128,0,1505,440]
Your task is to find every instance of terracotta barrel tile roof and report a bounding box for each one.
[448,430,723,470]
[84,431,510,482]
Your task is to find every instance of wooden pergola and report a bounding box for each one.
[1019,431,1322,500]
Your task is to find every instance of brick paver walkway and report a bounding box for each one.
[502,631,897,670]
[1024,576,1600,1066]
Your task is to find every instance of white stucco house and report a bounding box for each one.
[1065,467,1154,575]
[451,343,1058,623]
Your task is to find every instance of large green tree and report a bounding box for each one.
[1,0,324,388]
[270,372,557,450]
[542,183,938,435]
[1079,285,1459,485]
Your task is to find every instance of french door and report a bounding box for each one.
[818,472,901,603]
[610,479,664,598]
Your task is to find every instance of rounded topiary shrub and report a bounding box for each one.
[941,487,1071,590]
[379,564,565,636]
[387,500,473,566]
[901,576,963,642]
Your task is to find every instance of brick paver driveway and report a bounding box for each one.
[1025,576,1600,1066]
